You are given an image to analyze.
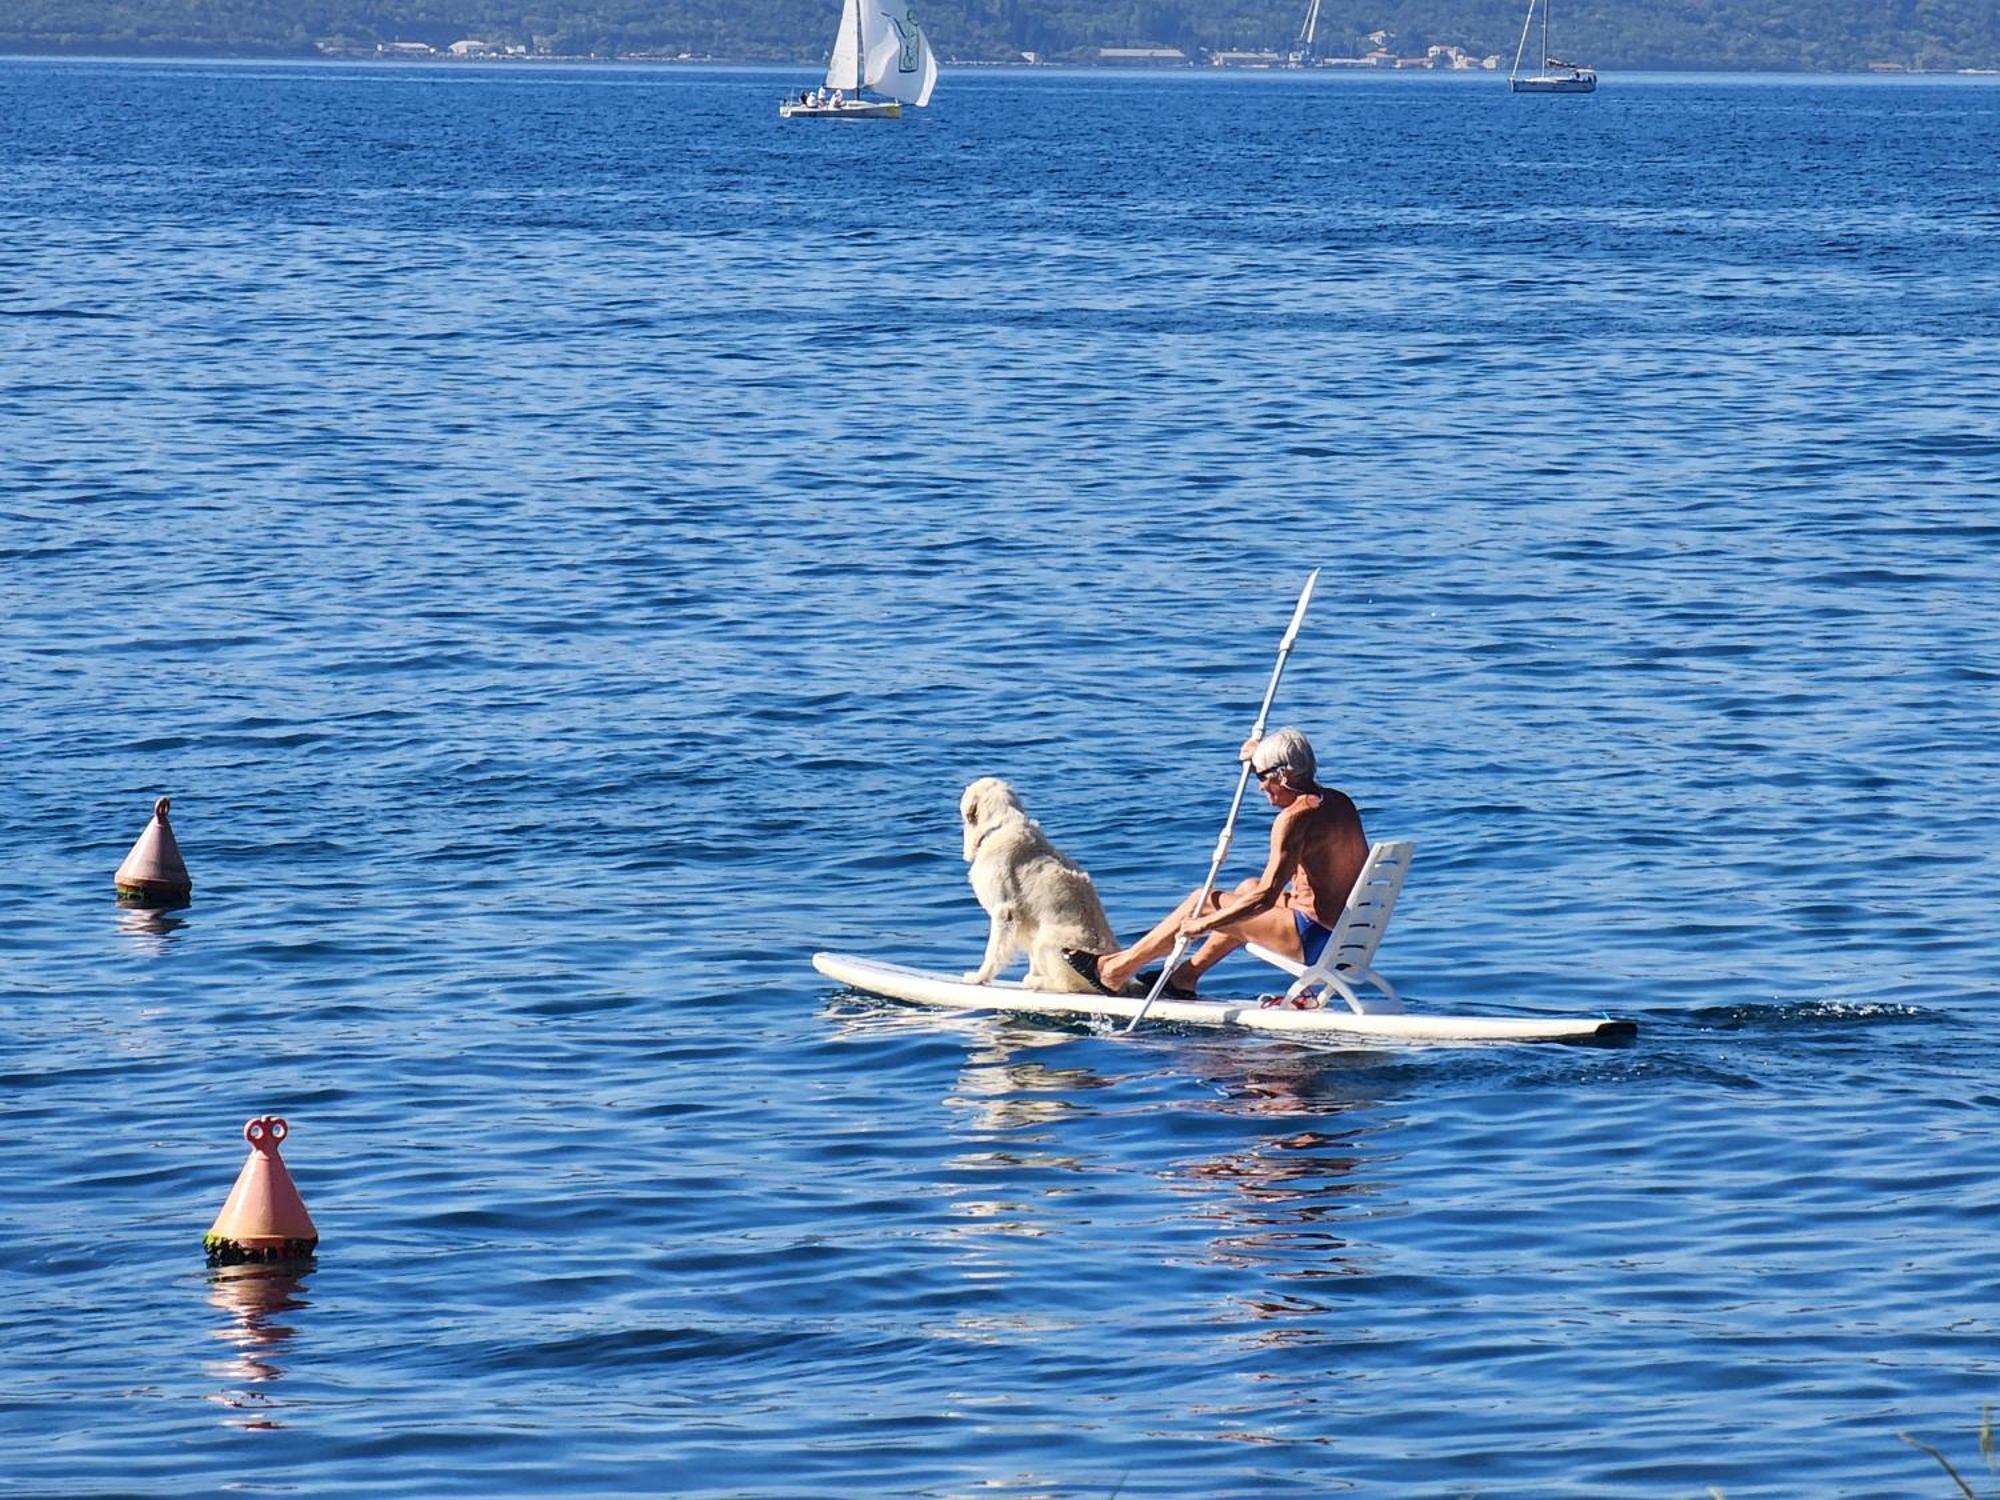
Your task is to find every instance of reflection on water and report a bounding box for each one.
[116,905,189,951]
[937,1028,1111,1296]
[1172,1051,1390,1284]
[936,1029,1398,1289]
[948,1028,1115,1134]
[1179,1129,1376,1278]
[841,1005,1405,1357]
[204,1263,311,1428]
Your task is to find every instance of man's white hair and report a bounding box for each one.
[1252,727,1317,782]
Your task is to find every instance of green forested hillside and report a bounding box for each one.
[2,0,1996,72]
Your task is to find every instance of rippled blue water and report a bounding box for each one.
[2,56,1997,1496]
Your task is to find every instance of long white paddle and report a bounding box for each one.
[1125,568,1320,1032]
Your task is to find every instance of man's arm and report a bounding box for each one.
[1185,812,1302,935]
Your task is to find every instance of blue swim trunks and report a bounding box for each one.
[1294,909,1333,967]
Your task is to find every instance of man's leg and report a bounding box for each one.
[1094,886,1224,993]
[1179,901,1301,984]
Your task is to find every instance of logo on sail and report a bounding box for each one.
[885,4,923,73]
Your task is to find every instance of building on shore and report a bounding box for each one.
[1098,47,1191,66]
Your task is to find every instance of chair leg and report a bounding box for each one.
[1362,971,1404,1015]
[1326,975,1364,1015]
[1277,968,1398,1016]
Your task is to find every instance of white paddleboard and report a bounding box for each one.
[814,953,1637,1045]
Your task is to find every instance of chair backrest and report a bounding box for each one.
[1323,840,1414,976]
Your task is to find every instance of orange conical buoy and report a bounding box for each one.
[204,1117,319,1264]
[115,796,192,906]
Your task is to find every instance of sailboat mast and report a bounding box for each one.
[1542,0,1550,67]
[852,0,864,92]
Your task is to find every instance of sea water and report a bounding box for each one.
[1,58,1997,1496]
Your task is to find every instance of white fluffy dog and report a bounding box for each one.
[960,777,1117,992]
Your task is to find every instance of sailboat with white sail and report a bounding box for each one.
[1509,0,1596,92]
[781,0,939,118]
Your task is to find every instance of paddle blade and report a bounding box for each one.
[1279,569,1320,652]
[1123,935,1193,1031]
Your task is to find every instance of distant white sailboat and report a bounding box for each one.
[1510,0,1596,92]
[1288,0,1323,66]
[781,0,938,118]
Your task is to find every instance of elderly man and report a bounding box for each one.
[1065,727,1368,999]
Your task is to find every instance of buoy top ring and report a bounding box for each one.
[244,1116,289,1150]
[154,796,172,822]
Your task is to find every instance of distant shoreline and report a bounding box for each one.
[3,50,1997,78]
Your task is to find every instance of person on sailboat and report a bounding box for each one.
[1063,728,1368,1000]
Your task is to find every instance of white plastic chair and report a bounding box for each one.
[1243,840,1414,1015]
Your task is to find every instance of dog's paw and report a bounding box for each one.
[963,969,994,985]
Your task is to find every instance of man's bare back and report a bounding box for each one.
[1274,787,1368,929]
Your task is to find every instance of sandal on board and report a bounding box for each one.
[1060,948,1120,997]
[1258,992,1322,1010]
[1130,967,1198,1001]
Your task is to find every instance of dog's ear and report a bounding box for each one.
[962,778,995,860]
[963,777,1012,825]
[961,778,1019,860]
[961,778,991,825]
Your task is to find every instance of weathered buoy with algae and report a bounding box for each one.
[204,1116,319,1265]
[115,796,192,907]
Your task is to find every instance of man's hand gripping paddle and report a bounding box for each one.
[1124,568,1320,1032]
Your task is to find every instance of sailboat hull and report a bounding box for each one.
[1511,71,1596,92]
[780,98,902,118]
